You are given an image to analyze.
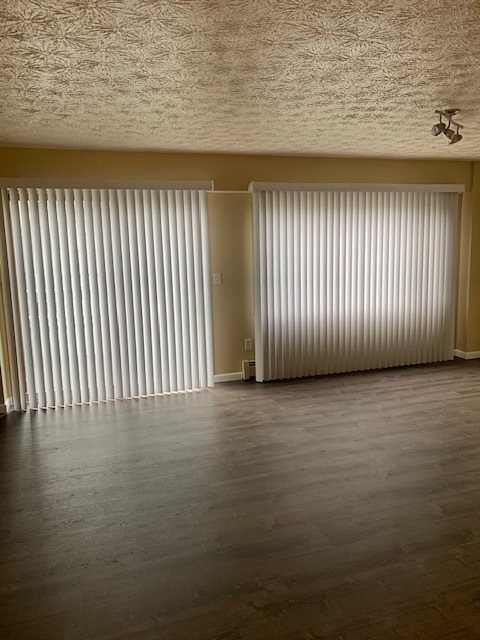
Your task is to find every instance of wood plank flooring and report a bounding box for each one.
[2,360,480,639]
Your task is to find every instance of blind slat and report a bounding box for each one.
[1,190,26,410]
[21,189,44,409]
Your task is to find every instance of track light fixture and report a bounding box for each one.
[431,112,446,136]
[431,109,464,144]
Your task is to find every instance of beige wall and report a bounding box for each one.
[0,147,472,191]
[466,162,480,352]
[208,193,254,373]
[0,147,478,390]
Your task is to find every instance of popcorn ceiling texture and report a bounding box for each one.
[1,0,479,158]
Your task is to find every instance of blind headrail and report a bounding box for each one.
[249,181,465,193]
[0,178,214,191]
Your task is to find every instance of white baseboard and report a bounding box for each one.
[213,372,243,383]
[0,396,13,414]
[454,349,480,360]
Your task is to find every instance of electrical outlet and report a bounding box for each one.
[213,272,222,285]
[244,338,253,351]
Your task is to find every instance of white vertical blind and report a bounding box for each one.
[0,191,25,410]
[1,187,214,410]
[253,189,458,382]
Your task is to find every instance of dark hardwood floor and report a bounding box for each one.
[2,360,480,639]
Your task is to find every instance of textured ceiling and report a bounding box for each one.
[1,0,480,159]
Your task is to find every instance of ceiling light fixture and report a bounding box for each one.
[431,109,464,144]
[431,113,446,136]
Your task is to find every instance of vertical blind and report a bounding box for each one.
[252,188,458,382]
[0,186,214,410]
